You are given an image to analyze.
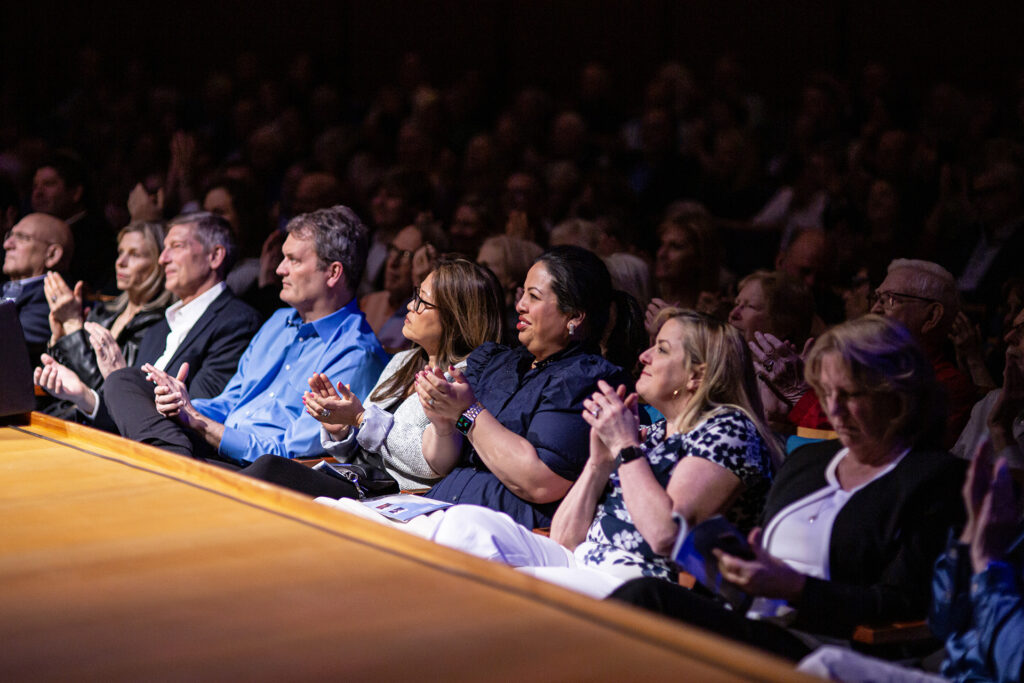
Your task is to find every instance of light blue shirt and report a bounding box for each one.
[192,299,387,464]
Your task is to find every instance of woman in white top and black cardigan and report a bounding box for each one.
[610,315,966,660]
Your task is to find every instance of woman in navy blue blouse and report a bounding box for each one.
[412,309,776,597]
[413,246,634,528]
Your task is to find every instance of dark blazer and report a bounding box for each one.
[8,277,50,361]
[133,286,262,400]
[764,440,966,637]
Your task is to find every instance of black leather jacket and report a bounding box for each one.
[48,300,168,391]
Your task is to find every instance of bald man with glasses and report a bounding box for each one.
[2,213,73,360]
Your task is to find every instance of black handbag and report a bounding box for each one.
[312,460,400,499]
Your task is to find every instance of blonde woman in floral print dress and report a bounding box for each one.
[420,309,776,598]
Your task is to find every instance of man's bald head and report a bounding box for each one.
[2,213,73,280]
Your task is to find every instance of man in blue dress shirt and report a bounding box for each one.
[118,205,387,465]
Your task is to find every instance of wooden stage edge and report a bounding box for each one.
[3,412,812,681]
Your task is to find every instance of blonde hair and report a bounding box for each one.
[805,314,943,449]
[111,221,173,314]
[654,308,781,463]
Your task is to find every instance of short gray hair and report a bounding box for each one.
[887,258,959,329]
[286,205,369,293]
[168,211,237,279]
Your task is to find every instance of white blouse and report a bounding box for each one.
[749,446,908,620]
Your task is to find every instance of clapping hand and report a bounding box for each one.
[126,182,164,222]
[85,322,127,378]
[412,243,438,287]
[34,354,88,404]
[143,362,193,422]
[949,311,983,359]
[749,332,812,407]
[581,380,640,459]
[645,298,678,340]
[44,271,85,344]
[415,365,475,425]
[303,373,364,435]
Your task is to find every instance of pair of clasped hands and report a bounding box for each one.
[140,362,201,427]
[301,364,476,435]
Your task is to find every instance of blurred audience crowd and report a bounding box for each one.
[4,46,1024,682]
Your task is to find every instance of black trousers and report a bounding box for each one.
[608,577,813,661]
[238,454,359,499]
[104,367,219,460]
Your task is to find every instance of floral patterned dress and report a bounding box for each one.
[576,409,773,582]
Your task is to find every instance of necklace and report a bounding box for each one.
[807,503,826,524]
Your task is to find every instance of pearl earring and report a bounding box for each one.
[568,322,576,336]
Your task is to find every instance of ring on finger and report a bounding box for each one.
[764,359,774,372]
[590,407,601,418]
[428,398,436,407]
[320,408,331,418]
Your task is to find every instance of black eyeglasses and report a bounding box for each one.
[868,290,938,310]
[411,286,436,313]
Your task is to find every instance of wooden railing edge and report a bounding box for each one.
[19,411,814,682]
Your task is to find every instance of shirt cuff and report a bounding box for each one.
[971,561,1017,597]
[79,389,102,420]
[217,425,250,463]
[321,424,355,450]
[355,404,393,453]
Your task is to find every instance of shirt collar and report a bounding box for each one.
[1,274,45,300]
[11,273,45,287]
[525,340,591,372]
[165,281,226,329]
[293,298,361,340]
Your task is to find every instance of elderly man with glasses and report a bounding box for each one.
[2,213,73,360]
[870,258,979,445]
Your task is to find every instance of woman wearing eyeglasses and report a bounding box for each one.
[243,258,505,493]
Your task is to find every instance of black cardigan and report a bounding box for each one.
[764,440,966,637]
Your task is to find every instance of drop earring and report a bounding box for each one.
[568,322,576,336]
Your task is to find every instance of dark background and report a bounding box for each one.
[3,1,1022,110]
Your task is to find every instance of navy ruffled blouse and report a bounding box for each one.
[426,341,631,528]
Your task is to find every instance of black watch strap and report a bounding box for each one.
[617,445,645,465]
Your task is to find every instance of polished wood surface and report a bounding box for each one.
[0,413,811,681]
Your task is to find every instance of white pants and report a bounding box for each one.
[317,498,627,598]
[797,646,947,682]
